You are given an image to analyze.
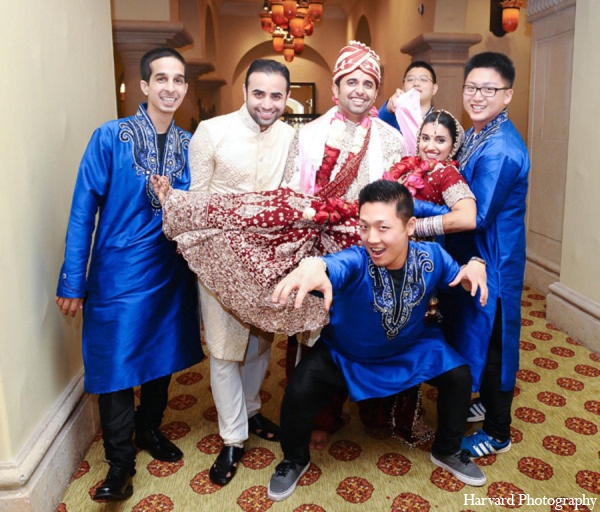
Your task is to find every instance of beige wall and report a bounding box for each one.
[561,0,600,303]
[434,0,469,31]
[524,0,575,293]
[0,0,115,463]
[110,0,171,21]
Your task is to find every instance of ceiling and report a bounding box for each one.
[216,0,359,18]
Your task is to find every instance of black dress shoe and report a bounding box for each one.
[135,428,183,462]
[248,413,280,442]
[93,463,135,501]
[209,445,245,485]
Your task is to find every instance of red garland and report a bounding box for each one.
[383,156,458,197]
[311,197,358,225]
[315,146,341,190]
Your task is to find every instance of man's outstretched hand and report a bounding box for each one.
[449,259,488,307]
[271,258,333,310]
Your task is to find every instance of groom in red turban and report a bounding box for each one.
[332,40,381,89]
[281,39,407,453]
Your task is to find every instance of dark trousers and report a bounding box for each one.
[280,341,472,465]
[480,302,514,441]
[98,374,171,467]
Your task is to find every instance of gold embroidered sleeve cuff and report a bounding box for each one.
[300,256,327,273]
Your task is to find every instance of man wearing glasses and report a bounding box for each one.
[421,52,530,460]
[378,61,438,133]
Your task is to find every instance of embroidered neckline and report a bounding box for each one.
[119,104,190,213]
[458,108,508,169]
[239,104,279,134]
[368,244,434,339]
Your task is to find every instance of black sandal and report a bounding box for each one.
[248,413,280,442]
[209,445,245,485]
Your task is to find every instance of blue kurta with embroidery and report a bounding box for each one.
[57,104,204,394]
[439,110,530,392]
[320,243,467,402]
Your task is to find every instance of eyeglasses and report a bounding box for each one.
[462,85,510,97]
[404,75,433,84]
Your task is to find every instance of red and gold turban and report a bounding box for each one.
[333,40,381,87]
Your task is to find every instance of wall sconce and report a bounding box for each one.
[490,0,523,37]
[119,83,126,102]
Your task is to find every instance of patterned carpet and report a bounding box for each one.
[58,286,600,511]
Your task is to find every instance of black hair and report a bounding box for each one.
[358,180,414,223]
[140,47,186,82]
[245,59,291,93]
[404,60,437,84]
[464,52,515,87]
[421,111,459,146]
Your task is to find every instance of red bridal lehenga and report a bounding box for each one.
[162,127,372,334]
[161,149,472,447]
[161,186,359,334]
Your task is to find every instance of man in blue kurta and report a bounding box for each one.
[418,52,530,458]
[266,180,489,502]
[55,48,203,501]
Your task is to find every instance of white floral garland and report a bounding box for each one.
[326,115,370,157]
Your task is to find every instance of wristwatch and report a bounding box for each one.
[469,256,486,266]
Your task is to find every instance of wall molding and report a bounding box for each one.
[547,282,600,354]
[525,249,560,294]
[527,0,576,21]
[0,372,98,512]
[0,370,84,488]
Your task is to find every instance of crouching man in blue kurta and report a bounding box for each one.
[266,180,489,501]
[55,48,204,501]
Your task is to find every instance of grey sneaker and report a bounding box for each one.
[430,450,486,486]
[267,460,310,502]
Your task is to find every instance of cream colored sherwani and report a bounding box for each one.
[189,105,295,361]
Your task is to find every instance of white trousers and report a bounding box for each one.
[210,333,271,446]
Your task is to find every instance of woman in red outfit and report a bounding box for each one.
[389,109,476,236]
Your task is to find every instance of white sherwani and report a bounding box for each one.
[189,105,295,361]
[283,106,405,201]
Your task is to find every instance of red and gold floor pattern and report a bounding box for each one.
[58,287,599,511]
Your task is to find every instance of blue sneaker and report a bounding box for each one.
[467,398,486,423]
[461,429,511,457]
